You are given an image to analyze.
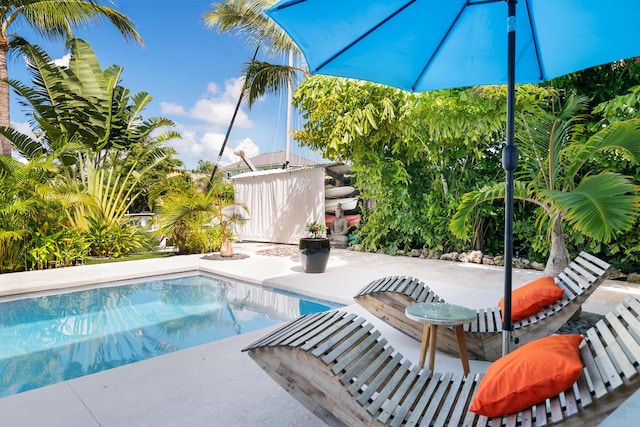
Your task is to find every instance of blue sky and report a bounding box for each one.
[8,0,323,170]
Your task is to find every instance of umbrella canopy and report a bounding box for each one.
[267,0,639,91]
[266,0,640,355]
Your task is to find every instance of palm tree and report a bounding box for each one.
[203,0,306,182]
[204,0,302,106]
[157,180,249,257]
[0,0,143,158]
[451,94,640,275]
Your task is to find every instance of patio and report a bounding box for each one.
[0,242,636,426]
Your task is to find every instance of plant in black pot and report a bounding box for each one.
[299,221,330,273]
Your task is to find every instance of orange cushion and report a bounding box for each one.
[469,334,584,418]
[498,276,564,322]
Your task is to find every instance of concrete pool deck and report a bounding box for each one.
[0,242,638,426]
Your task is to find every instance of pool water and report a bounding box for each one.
[0,274,341,398]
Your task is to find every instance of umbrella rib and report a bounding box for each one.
[314,0,416,73]
[273,0,307,10]
[411,2,468,91]
[523,0,545,81]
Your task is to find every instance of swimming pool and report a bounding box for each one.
[0,274,342,398]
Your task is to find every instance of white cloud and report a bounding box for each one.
[233,138,260,159]
[160,78,253,129]
[206,82,219,96]
[189,97,252,128]
[159,102,186,116]
[166,122,260,170]
[53,53,71,68]
[157,77,260,169]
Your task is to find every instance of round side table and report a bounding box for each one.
[405,302,477,375]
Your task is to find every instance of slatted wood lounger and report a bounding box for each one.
[354,252,611,361]
[243,296,640,427]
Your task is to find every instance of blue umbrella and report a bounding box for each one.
[266,0,640,356]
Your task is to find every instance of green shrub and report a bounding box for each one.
[86,218,155,258]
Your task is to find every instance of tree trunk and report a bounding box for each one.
[0,39,12,157]
[220,238,234,257]
[544,214,571,276]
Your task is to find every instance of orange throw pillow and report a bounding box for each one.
[469,334,584,418]
[498,276,564,322]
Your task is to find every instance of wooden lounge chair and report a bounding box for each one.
[354,251,611,361]
[242,296,640,426]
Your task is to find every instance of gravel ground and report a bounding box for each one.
[557,311,605,335]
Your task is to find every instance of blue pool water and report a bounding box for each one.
[0,274,342,398]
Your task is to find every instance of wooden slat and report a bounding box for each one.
[535,401,549,426]
[520,407,534,427]
[391,371,439,427]
[555,275,578,300]
[357,351,404,405]
[624,295,640,315]
[504,412,519,427]
[316,320,372,359]
[568,257,599,282]
[394,276,415,294]
[359,277,388,295]
[575,252,610,274]
[347,346,394,395]
[491,308,503,332]
[599,314,637,379]
[478,309,488,333]
[413,372,455,426]
[330,329,382,375]
[575,370,593,408]
[410,280,426,301]
[340,338,388,385]
[447,373,482,427]
[284,311,354,347]
[586,326,624,390]
[578,252,611,275]
[367,358,413,415]
[580,336,609,398]
[564,386,579,417]
[378,366,421,424]
[243,312,325,349]
[381,276,403,292]
[548,394,564,423]
[401,277,422,297]
[431,374,465,427]
[616,301,640,350]
[308,315,365,355]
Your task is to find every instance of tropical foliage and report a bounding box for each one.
[293,73,640,271]
[156,178,249,257]
[451,94,640,274]
[0,0,143,157]
[0,39,180,269]
[294,76,552,255]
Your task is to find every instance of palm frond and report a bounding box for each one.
[546,172,640,242]
[242,59,300,107]
[567,118,640,178]
[15,0,142,45]
[204,0,294,54]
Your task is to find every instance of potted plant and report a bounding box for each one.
[299,221,330,273]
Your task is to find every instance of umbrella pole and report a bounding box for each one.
[502,0,518,356]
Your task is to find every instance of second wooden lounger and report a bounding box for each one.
[354,252,611,361]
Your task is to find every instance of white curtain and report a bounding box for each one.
[231,167,325,244]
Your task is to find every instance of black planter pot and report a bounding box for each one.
[299,238,331,273]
